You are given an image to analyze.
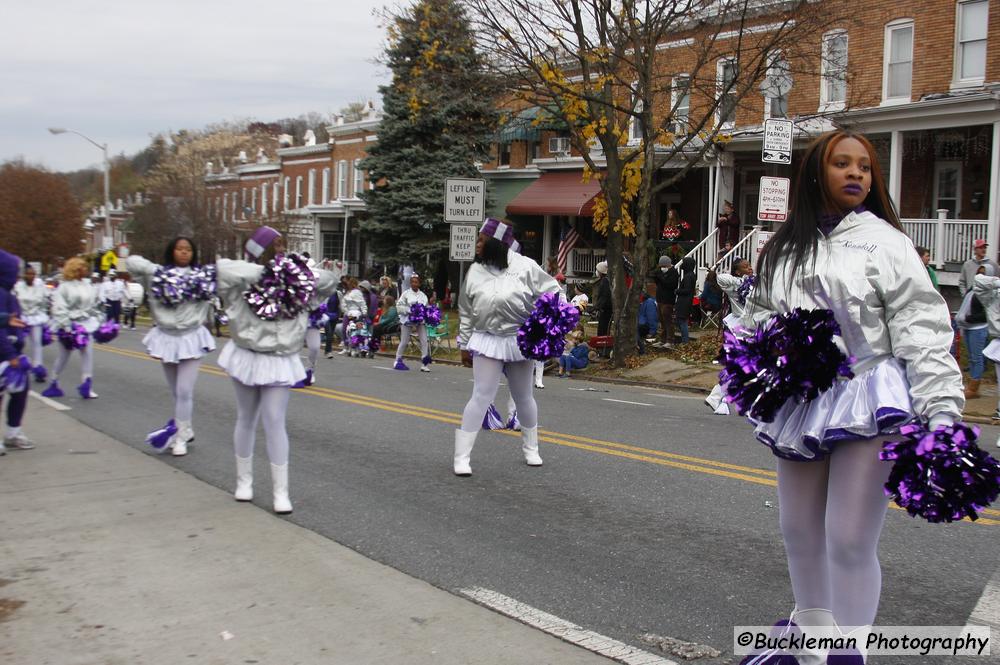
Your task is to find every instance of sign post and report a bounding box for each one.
[444,178,487,306]
[757,176,790,224]
[762,118,793,165]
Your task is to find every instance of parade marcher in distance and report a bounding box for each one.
[0,251,35,451]
[737,130,964,664]
[216,227,338,514]
[455,218,562,476]
[42,257,103,400]
[394,273,432,372]
[14,264,50,383]
[126,237,217,456]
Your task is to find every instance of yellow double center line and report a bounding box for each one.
[95,345,1000,526]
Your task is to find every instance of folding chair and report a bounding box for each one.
[426,313,452,356]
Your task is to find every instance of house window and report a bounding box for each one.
[527,140,541,163]
[251,187,257,213]
[955,1,988,82]
[884,20,914,102]
[497,143,511,166]
[934,162,962,218]
[295,176,303,208]
[322,168,330,203]
[261,183,267,214]
[717,59,738,128]
[283,177,290,210]
[272,183,279,212]
[353,159,363,196]
[821,30,848,109]
[337,160,347,198]
[763,52,790,120]
[669,75,690,134]
[308,169,316,205]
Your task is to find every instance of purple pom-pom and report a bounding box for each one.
[423,304,441,327]
[243,253,316,321]
[1,355,32,393]
[57,323,90,350]
[41,325,54,346]
[408,302,427,325]
[718,307,854,423]
[517,292,581,361]
[736,275,755,307]
[880,422,1000,523]
[93,321,120,344]
[150,265,215,308]
[145,419,177,452]
[482,403,506,430]
[308,303,329,329]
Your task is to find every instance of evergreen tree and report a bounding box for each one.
[360,0,498,262]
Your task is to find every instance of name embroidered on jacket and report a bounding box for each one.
[842,240,877,253]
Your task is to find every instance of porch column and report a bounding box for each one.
[889,130,902,209]
[542,215,553,262]
[989,121,1000,257]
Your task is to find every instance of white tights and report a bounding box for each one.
[305,328,321,370]
[231,380,291,465]
[396,323,429,361]
[460,357,537,432]
[162,359,201,422]
[51,345,94,382]
[777,438,893,627]
[28,325,44,367]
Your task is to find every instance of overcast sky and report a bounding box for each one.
[1,0,391,173]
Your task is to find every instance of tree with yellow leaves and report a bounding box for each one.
[465,0,850,367]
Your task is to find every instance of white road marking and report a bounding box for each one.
[969,573,1000,629]
[603,398,654,407]
[459,587,678,665]
[29,391,71,411]
[641,392,703,401]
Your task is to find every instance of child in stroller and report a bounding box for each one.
[345,310,372,358]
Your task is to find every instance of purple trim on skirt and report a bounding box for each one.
[758,406,913,462]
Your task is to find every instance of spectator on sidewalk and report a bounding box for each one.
[958,239,999,296]
[972,270,1000,423]
[916,246,939,291]
[716,201,741,248]
[674,257,696,344]
[558,331,589,377]
[593,261,612,337]
[652,255,678,349]
[372,295,400,346]
[569,283,589,312]
[956,264,994,399]
[637,281,658,355]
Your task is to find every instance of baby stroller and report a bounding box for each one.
[345,311,372,358]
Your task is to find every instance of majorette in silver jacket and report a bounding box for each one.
[51,280,103,333]
[126,256,214,334]
[742,209,963,424]
[216,258,338,356]
[14,280,49,320]
[397,287,428,325]
[458,249,562,348]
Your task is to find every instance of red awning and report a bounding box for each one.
[505,171,601,217]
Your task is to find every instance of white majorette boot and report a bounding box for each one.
[829,623,872,664]
[234,455,253,502]
[790,608,837,665]
[521,426,543,466]
[171,420,194,456]
[453,429,477,476]
[271,462,293,514]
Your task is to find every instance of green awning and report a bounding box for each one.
[485,177,536,220]
[496,106,569,143]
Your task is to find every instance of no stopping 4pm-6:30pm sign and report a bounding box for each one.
[757,176,790,223]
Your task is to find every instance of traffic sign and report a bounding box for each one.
[762,118,793,164]
[757,176,790,222]
[754,230,775,262]
[444,178,486,223]
[449,223,478,261]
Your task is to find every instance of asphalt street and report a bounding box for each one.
[31,327,1000,663]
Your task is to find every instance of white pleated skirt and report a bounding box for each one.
[143,326,216,363]
[24,312,49,326]
[468,331,525,362]
[217,340,305,387]
[751,357,913,462]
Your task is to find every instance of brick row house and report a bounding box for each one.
[205,107,380,276]
[480,0,1000,289]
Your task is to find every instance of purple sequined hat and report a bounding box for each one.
[245,226,281,259]
[480,218,515,247]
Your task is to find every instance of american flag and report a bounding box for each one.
[556,221,580,273]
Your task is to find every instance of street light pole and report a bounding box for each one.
[48,127,113,249]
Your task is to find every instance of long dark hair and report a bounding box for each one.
[163,236,199,267]
[756,130,902,293]
[476,237,509,270]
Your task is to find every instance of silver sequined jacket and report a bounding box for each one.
[743,209,963,425]
[14,280,49,319]
[458,250,561,348]
[217,258,337,355]
[51,281,103,333]
[126,256,214,334]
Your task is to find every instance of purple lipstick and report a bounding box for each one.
[843,183,863,195]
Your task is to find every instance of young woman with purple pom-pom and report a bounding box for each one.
[394,274,432,372]
[216,227,338,514]
[15,265,50,384]
[126,237,217,456]
[454,218,561,476]
[42,257,103,400]
[736,130,965,664]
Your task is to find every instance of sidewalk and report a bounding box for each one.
[0,404,616,665]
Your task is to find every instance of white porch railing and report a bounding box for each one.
[682,227,719,270]
[713,226,761,274]
[900,209,989,269]
[568,247,606,275]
